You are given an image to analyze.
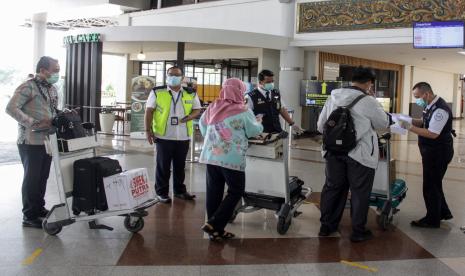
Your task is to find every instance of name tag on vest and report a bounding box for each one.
[184,100,193,104]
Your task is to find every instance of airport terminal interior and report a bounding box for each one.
[1,0,465,275]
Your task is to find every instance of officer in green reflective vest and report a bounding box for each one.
[145,66,201,203]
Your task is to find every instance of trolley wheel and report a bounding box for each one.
[277,215,292,235]
[124,216,144,233]
[377,213,390,230]
[42,219,63,236]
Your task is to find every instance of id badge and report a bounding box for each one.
[171,117,179,126]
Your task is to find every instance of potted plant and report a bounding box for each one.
[99,107,115,134]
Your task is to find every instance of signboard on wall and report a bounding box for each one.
[323,62,340,81]
[300,80,345,107]
[130,76,156,139]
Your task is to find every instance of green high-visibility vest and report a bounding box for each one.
[152,90,195,137]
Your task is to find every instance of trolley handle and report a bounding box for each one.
[379,132,391,141]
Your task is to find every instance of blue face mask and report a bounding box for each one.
[263,82,274,91]
[415,97,427,108]
[167,76,182,86]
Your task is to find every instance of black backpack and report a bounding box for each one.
[323,94,366,154]
[53,110,87,140]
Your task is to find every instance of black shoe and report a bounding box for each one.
[174,192,196,201]
[350,230,373,243]
[318,225,335,237]
[157,195,172,203]
[410,219,440,228]
[22,217,43,229]
[39,208,50,218]
[441,214,453,221]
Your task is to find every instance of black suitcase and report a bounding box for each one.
[72,157,122,215]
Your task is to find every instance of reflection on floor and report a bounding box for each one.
[0,120,464,275]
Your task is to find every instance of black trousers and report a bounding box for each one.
[320,154,375,235]
[18,144,52,219]
[155,139,190,196]
[420,144,454,225]
[206,164,245,232]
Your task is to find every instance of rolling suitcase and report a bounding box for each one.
[72,157,122,215]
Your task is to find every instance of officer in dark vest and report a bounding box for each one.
[245,69,303,134]
[398,82,455,228]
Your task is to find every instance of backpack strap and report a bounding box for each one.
[345,94,366,109]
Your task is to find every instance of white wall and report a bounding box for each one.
[259,49,281,86]
[129,0,294,37]
[412,67,455,103]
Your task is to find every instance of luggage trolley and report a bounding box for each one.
[370,132,408,230]
[41,125,158,236]
[230,131,312,235]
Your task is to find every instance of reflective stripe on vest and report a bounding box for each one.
[152,90,195,137]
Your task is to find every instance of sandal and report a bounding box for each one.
[221,231,235,240]
[201,223,222,241]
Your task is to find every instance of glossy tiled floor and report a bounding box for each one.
[0,120,464,275]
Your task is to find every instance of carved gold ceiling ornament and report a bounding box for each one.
[297,0,465,33]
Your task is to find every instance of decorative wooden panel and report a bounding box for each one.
[298,0,465,33]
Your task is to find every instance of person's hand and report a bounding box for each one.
[180,116,190,124]
[398,119,412,130]
[33,119,52,129]
[146,131,156,145]
[255,114,263,123]
[291,124,304,135]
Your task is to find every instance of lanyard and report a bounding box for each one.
[169,90,182,113]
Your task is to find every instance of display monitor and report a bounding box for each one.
[413,21,464,49]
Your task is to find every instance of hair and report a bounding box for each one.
[258,69,274,82]
[351,66,376,84]
[166,66,183,75]
[35,56,58,73]
[412,82,433,93]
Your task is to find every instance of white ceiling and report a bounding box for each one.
[103,41,247,54]
[304,43,465,75]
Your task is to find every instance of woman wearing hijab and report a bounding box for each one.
[199,78,263,241]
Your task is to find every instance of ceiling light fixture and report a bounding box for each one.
[137,44,146,60]
[458,51,465,56]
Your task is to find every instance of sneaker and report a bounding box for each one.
[23,217,43,229]
[174,192,196,200]
[157,195,172,203]
[350,229,373,243]
[318,225,335,237]
[39,208,50,218]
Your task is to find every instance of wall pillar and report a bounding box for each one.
[279,46,304,126]
[32,12,47,72]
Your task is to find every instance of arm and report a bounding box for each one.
[412,118,423,127]
[403,109,447,139]
[181,95,202,123]
[6,83,38,128]
[409,126,439,139]
[317,101,329,133]
[198,112,207,137]
[279,108,294,125]
[144,107,155,145]
[244,110,264,138]
[363,97,389,130]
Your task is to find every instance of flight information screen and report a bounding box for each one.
[413,21,464,49]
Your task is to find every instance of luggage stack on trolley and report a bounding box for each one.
[41,113,157,236]
[370,132,408,230]
[230,131,312,235]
